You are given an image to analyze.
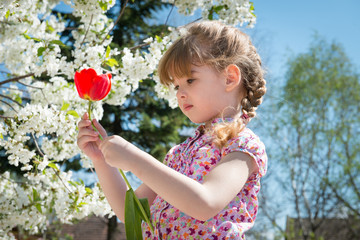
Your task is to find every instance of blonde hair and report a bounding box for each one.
[158,20,266,148]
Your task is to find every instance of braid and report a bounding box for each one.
[240,43,267,120]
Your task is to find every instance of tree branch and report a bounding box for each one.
[0,94,23,107]
[101,0,129,45]
[30,133,72,194]
[0,86,29,93]
[81,14,93,46]
[0,115,14,119]
[0,99,18,112]
[164,0,176,26]
[0,73,34,86]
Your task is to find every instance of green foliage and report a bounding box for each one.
[271,35,360,237]
[124,188,152,240]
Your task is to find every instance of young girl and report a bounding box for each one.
[77,20,267,239]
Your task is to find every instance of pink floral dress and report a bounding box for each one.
[142,119,267,239]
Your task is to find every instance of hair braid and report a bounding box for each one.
[240,43,266,119]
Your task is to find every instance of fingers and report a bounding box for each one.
[77,134,99,149]
[92,119,107,138]
[78,113,91,129]
[82,112,89,120]
[77,112,108,149]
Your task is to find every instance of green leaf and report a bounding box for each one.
[32,188,39,201]
[98,1,108,11]
[106,45,111,58]
[37,47,46,57]
[68,181,77,187]
[0,133,3,139]
[23,33,42,42]
[5,10,10,19]
[208,12,214,20]
[46,21,55,33]
[85,187,93,194]
[67,110,80,118]
[249,2,256,17]
[124,189,143,240]
[61,101,70,111]
[23,33,31,40]
[50,40,65,46]
[136,198,151,222]
[155,35,162,43]
[15,94,22,104]
[213,5,226,13]
[35,203,42,213]
[78,202,88,207]
[48,163,58,171]
[104,58,119,67]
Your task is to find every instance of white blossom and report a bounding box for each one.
[0,0,256,237]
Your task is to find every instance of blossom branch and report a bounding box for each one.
[0,173,26,185]
[0,99,18,112]
[164,0,176,26]
[0,115,14,119]
[0,86,29,93]
[0,94,22,107]
[18,80,43,89]
[0,73,34,86]
[101,0,129,45]
[30,132,73,194]
[80,14,93,46]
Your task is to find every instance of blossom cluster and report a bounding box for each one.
[0,170,112,239]
[162,0,256,27]
[0,0,256,237]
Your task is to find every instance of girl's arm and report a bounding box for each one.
[92,158,157,222]
[100,135,258,221]
[77,114,157,222]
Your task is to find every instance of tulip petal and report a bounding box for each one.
[89,73,112,101]
[74,68,98,100]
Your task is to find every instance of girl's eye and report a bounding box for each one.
[174,85,179,91]
[187,79,195,84]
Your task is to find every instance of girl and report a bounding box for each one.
[77,20,267,239]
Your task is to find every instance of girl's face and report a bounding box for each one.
[173,64,241,124]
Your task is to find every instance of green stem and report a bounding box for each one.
[88,101,103,140]
[119,165,154,233]
[88,100,154,233]
[133,188,155,233]
[119,169,132,190]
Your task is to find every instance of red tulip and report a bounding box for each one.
[74,68,112,101]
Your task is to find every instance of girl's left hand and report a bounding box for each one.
[99,135,132,170]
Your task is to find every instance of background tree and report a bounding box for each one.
[260,36,360,240]
[0,0,256,238]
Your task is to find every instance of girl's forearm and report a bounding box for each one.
[92,158,128,222]
[111,142,218,221]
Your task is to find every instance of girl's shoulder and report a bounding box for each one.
[222,127,268,177]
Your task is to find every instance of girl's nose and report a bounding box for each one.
[176,88,187,99]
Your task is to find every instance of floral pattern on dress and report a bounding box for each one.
[142,119,267,239]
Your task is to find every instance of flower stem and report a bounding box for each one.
[119,169,154,233]
[88,101,103,140]
[87,100,154,233]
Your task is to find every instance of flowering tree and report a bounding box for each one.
[0,0,256,238]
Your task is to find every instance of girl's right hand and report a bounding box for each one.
[77,112,107,162]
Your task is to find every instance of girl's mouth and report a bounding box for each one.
[183,104,193,111]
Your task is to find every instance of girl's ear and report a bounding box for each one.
[225,64,241,92]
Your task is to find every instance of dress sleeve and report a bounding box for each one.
[163,145,180,168]
[221,129,267,178]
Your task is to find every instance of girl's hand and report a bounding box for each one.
[77,113,107,162]
[99,135,133,170]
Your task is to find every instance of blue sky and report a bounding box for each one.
[162,0,360,80]
[250,0,360,77]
